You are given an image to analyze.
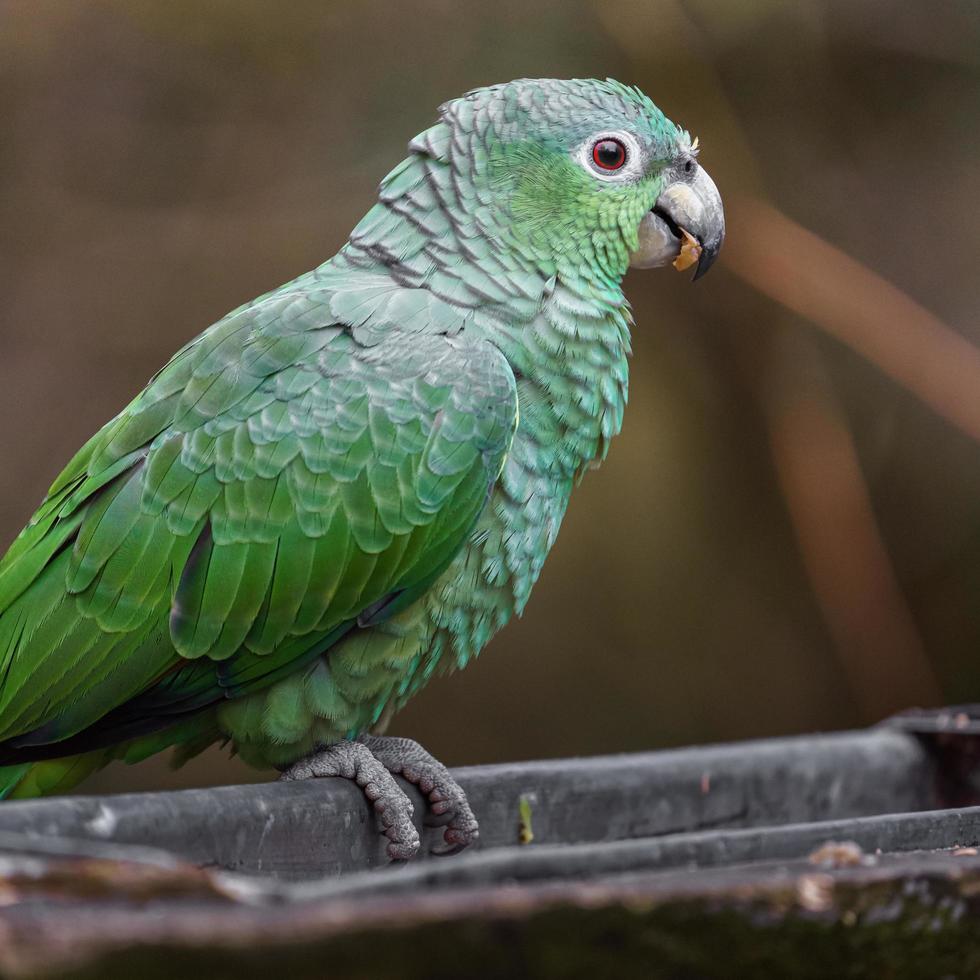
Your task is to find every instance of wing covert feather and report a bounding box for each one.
[0,287,517,750]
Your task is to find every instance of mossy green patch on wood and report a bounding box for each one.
[8,861,980,980]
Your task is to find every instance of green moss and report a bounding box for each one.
[30,878,980,980]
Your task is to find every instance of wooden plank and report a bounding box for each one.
[0,723,969,978]
[290,803,980,902]
[0,841,979,979]
[0,728,933,879]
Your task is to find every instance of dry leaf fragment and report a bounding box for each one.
[673,228,702,272]
[808,840,865,868]
[797,873,834,912]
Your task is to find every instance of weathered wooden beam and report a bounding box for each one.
[0,842,979,979]
[0,728,932,879]
[285,802,980,902]
[0,722,972,978]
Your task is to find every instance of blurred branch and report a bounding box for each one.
[762,331,941,718]
[723,196,968,716]
[724,195,980,446]
[599,0,963,715]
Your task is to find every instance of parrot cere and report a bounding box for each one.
[0,78,723,858]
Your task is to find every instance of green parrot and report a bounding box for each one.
[0,78,723,857]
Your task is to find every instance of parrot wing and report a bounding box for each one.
[0,285,517,754]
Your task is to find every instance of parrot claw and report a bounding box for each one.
[279,735,478,861]
[279,740,421,861]
[357,734,479,856]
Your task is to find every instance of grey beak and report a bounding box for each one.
[629,164,725,279]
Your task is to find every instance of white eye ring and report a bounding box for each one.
[578,131,643,182]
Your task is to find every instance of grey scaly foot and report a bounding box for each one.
[279,740,421,861]
[358,734,479,855]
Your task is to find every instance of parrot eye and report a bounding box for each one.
[578,132,641,182]
[591,138,627,171]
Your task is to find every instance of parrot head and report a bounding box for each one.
[432,77,725,284]
[347,77,724,319]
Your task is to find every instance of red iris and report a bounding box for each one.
[592,138,627,171]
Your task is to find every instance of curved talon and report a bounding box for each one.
[430,818,480,856]
[430,804,479,854]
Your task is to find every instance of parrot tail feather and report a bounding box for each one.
[0,751,112,799]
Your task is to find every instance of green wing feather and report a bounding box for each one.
[0,280,517,757]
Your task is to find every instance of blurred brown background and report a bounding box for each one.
[0,0,977,793]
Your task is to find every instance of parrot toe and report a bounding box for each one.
[279,739,421,861]
[358,733,479,855]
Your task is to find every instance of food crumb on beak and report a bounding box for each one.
[673,228,702,272]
